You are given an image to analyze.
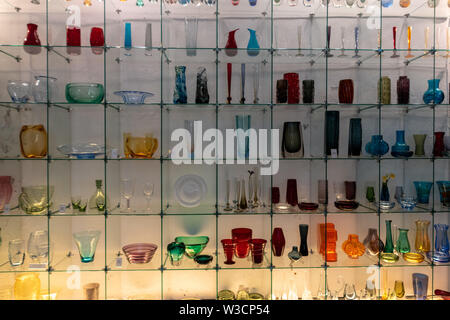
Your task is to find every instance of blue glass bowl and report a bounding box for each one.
[57,143,106,159]
[400,196,417,210]
[114,91,154,104]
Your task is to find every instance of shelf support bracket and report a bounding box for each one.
[0,49,21,62]
[404,49,433,66]
[48,46,71,64]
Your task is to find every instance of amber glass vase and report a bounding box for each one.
[20,125,47,158]
[123,133,158,159]
[14,273,40,300]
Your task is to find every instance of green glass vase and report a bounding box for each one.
[396,228,411,253]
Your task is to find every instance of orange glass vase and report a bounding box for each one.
[14,273,40,300]
[342,234,365,259]
[318,223,338,262]
[20,125,47,158]
[123,133,158,159]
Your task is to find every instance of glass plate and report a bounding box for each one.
[57,143,106,159]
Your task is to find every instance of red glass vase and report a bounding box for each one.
[433,132,445,157]
[221,239,236,265]
[397,76,410,104]
[232,228,252,258]
[271,227,285,257]
[225,29,239,57]
[67,26,81,56]
[24,23,42,55]
[338,79,354,104]
[283,73,300,104]
[90,27,104,55]
[271,187,280,204]
[250,238,266,264]
[286,179,299,206]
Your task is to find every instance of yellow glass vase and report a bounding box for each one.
[123,133,158,159]
[20,124,47,158]
[14,273,41,300]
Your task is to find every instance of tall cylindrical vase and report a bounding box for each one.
[283,73,300,104]
[302,80,314,104]
[286,179,299,206]
[348,118,362,156]
[185,18,198,56]
[282,122,303,158]
[173,66,187,104]
[415,220,430,253]
[378,76,391,104]
[235,115,251,159]
[299,224,309,256]
[384,220,394,253]
[276,79,288,103]
[195,67,209,104]
[325,111,340,156]
[338,79,354,104]
[397,76,410,104]
[433,132,445,157]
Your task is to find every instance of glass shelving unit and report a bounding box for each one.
[0,0,448,300]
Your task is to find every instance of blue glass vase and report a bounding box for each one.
[249,0,257,5]
[365,135,389,156]
[124,22,132,55]
[412,273,428,300]
[431,224,449,263]
[381,0,393,7]
[413,181,433,204]
[423,79,444,104]
[173,66,187,104]
[247,29,260,57]
[235,115,251,159]
[391,130,413,158]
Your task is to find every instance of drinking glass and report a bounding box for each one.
[121,179,135,212]
[145,23,152,56]
[143,182,154,212]
[27,230,49,262]
[9,239,25,267]
[185,17,198,56]
[73,230,101,263]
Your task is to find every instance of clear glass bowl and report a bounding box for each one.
[65,83,104,103]
[400,196,417,210]
[114,91,154,104]
[33,76,57,103]
[7,80,31,103]
[57,143,106,159]
[376,201,395,211]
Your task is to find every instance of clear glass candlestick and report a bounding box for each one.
[338,26,347,57]
[143,182,154,212]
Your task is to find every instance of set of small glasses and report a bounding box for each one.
[7,230,49,267]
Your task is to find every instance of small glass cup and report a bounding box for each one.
[9,239,25,267]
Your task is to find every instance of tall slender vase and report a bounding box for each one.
[384,220,394,253]
[397,76,410,104]
[380,182,390,202]
[348,118,362,156]
[225,29,239,57]
[413,134,427,156]
[271,228,285,257]
[173,66,187,104]
[325,111,339,156]
[283,73,300,104]
[124,22,132,55]
[195,67,209,104]
[276,79,288,103]
[286,179,298,206]
[239,179,248,210]
[378,76,391,104]
[240,64,246,104]
[235,115,251,159]
[227,63,232,104]
[433,132,445,157]
[299,224,309,256]
[281,122,303,158]
[338,79,354,104]
[24,23,42,55]
[415,220,430,253]
[423,79,445,104]
[302,80,314,103]
[185,18,198,56]
[247,29,260,57]
[0,176,13,211]
[145,23,152,55]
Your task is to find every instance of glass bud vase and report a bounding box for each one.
[396,228,411,254]
[348,118,362,156]
[433,132,445,157]
[20,125,47,158]
[423,79,444,104]
[413,134,427,156]
[380,182,390,202]
[415,220,430,253]
[397,76,410,104]
[225,29,239,57]
[325,111,339,156]
[384,220,394,253]
[271,227,285,257]
[173,66,187,104]
[195,67,209,104]
[299,224,309,256]
[24,23,42,55]
[281,122,303,158]
[88,179,107,212]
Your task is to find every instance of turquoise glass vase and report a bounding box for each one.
[73,230,101,263]
[423,79,444,104]
[365,135,389,156]
[413,181,433,204]
[173,66,187,104]
[247,29,260,57]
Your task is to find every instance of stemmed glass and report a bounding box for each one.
[143,182,154,212]
[391,26,400,58]
[338,26,347,57]
[405,26,414,58]
[121,179,135,212]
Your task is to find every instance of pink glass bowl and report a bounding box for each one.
[122,243,158,264]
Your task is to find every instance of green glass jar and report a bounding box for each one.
[396,228,411,253]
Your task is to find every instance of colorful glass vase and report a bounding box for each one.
[90,27,104,55]
[276,79,288,103]
[433,132,445,157]
[124,22,132,54]
[286,179,299,206]
[348,118,362,156]
[167,242,186,266]
[23,23,42,55]
[413,181,433,204]
[431,224,449,263]
[283,73,300,104]
[384,220,394,253]
[14,273,40,300]
[415,220,431,253]
[195,67,209,104]
[221,239,236,265]
[232,228,252,259]
[423,79,444,104]
[272,187,280,204]
[173,66,187,104]
[378,76,391,104]
[412,273,428,300]
[396,228,411,254]
[365,135,389,156]
[235,115,251,159]
[73,230,101,263]
[363,228,384,255]
[282,122,303,158]
[20,125,47,158]
[271,227,285,257]
[391,130,412,157]
[342,234,365,259]
[299,224,309,256]
[0,176,13,211]
[413,134,427,156]
[302,80,314,104]
[338,79,354,104]
[397,76,410,104]
[436,181,450,207]
[250,239,266,264]
[225,29,239,57]
[247,29,260,57]
[325,111,339,156]
[66,26,81,56]
[318,223,337,262]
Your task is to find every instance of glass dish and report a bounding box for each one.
[174,236,209,258]
[298,202,319,211]
[7,80,31,103]
[334,200,359,211]
[65,83,104,103]
[380,252,399,264]
[400,196,417,210]
[376,201,395,211]
[122,243,158,264]
[403,252,424,264]
[114,91,154,104]
[57,143,106,159]
[193,254,213,265]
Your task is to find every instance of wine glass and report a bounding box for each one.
[120,179,135,212]
[143,182,154,212]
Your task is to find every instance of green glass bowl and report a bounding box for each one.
[194,254,213,265]
[65,83,104,103]
[175,236,209,258]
